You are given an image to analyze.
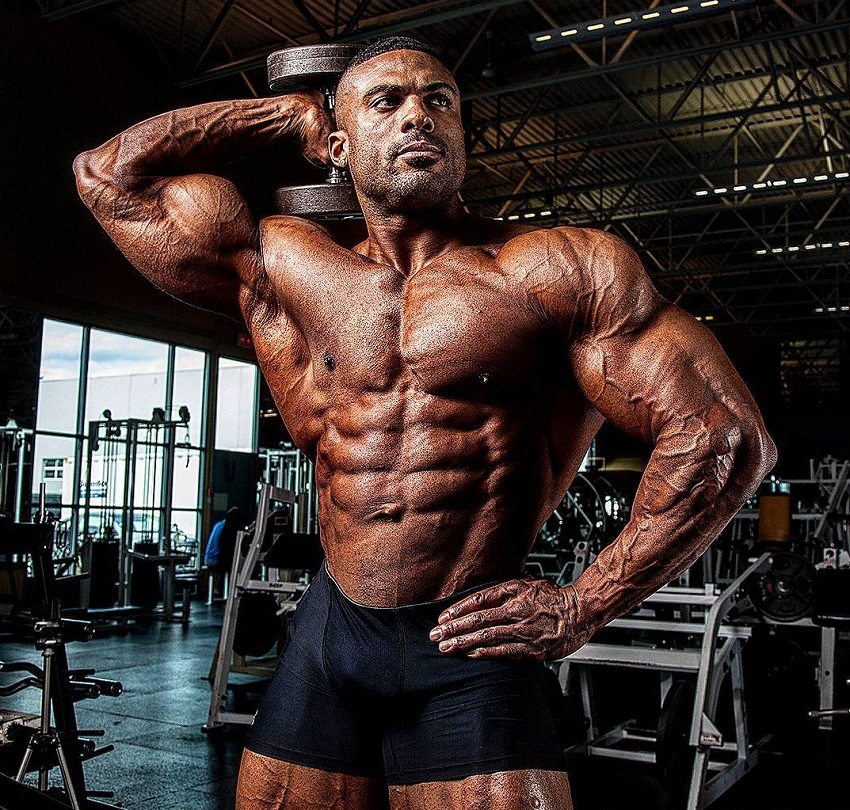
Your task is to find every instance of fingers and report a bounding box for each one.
[282,91,332,167]
[429,577,579,661]
[468,644,529,660]
[300,105,332,166]
[431,581,535,658]
[435,624,529,656]
[437,581,519,625]
[429,605,507,644]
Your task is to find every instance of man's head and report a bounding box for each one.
[329,37,466,214]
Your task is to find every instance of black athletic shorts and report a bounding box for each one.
[244,563,568,785]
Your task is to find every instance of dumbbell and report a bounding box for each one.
[267,44,363,219]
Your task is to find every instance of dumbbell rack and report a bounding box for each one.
[203,483,308,731]
[553,553,773,810]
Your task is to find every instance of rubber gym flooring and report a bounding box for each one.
[2,602,848,810]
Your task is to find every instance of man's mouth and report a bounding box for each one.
[397,141,444,157]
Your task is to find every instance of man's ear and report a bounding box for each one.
[328,130,349,168]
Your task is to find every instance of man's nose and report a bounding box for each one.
[401,98,434,133]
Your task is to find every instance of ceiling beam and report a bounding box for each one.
[469,90,850,162]
[463,16,850,102]
[176,0,533,87]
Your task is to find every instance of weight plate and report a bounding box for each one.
[268,44,363,92]
[275,182,362,219]
[656,679,695,795]
[749,552,815,622]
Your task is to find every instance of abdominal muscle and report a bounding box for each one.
[307,391,564,607]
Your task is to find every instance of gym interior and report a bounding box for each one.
[1,1,849,808]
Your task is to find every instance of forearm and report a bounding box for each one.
[571,406,777,635]
[73,93,322,193]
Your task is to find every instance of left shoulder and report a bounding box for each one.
[493,226,664,334]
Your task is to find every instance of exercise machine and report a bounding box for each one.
[0,509,122,809]
[203,482,322,731]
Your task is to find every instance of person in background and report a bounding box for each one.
[204,506,248,596]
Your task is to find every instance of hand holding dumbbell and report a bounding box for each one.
[267,44,363,219]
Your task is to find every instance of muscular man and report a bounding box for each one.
[73,36,776,810]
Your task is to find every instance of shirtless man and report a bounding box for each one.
[73,36,776,810]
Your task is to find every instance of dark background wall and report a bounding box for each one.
[0,5,247,343]
[1,3,847,480]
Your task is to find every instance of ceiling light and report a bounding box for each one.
[695,170,850,197]
[530,0,754,51]
[494,207,558,221]
[755,240,850,256]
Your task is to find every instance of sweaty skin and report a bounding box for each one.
[73,48,777,810]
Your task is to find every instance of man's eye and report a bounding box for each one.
[373,96,400,109]
[428,94,451,107]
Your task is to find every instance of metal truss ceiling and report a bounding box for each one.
[28,0,850,337]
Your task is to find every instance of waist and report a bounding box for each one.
[322,560,503,613]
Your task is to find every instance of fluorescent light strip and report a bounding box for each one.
[530,0,754,50]
[814,305,850,314]
[755,240,850,256]
[695,170,850,197]
[494,208,557,221]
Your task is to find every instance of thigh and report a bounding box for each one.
[237,749,389,810]
[388,769,573,810]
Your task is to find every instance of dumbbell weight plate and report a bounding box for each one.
[748,551,815,622]
[267,44,363,93]
[275,182,361,219]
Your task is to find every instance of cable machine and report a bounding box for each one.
[259,443,317,534]
[80,408,194,621]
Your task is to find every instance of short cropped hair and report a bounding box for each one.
[342,36,449,77]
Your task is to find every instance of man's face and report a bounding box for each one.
[331,50,466,213]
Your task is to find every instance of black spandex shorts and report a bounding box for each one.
[244,563,568,785]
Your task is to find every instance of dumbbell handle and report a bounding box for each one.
[320,86,347,186]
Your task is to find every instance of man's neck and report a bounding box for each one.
[359,201,469,278]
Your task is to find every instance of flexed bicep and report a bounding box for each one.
[574,303,769,507]
[572,240,763,439]
[75,155,255,318]
[73,92,332,320]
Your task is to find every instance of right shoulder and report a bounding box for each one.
[246,214,349,320]
[259,214,336,263]
[251,215,336,302]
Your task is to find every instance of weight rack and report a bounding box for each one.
[203,483,308,731]
[554,553,773,810]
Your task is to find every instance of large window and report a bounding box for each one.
[215,357,259,453]
[32,319,258,568]
[36,320,83,434]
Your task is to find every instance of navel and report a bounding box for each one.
[367,503,404,522]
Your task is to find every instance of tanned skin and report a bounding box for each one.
[74,48,776,810]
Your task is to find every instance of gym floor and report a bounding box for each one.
[2,603,848,810]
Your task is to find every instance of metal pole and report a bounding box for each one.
[14,429,28,522]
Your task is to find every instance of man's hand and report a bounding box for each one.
[291,89,334,167]
[429,577,591,661]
